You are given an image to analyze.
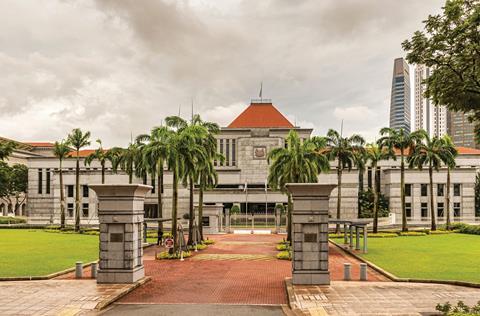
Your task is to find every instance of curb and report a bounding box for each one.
[0,261,97,282]
[95,276,152,310]
[329,239,480,289]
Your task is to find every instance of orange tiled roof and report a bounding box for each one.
[67,149,96,158]
[25,142,55,147]
[393,146,480,155]
[227,102,294,128]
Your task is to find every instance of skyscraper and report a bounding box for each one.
[389,58,411,133]
[448,111,479,148]
[414,64,448,137]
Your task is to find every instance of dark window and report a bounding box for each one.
[405,202,412,217]
[67,203,74,217]
[421,203,428,217]
[67,185,74,198]
[46,169,51,194]
[454,203,461,217]
[437,184,444,197]
[38,169,43,194]
[202,216,210,227]
[437,202,444,217]
[83,185,89,198]
[454,184,461,196]
[151,178,155,194]
[405,184,412,197]
[82,203,89,217]
[226,139,230,166]
[421,184,428,196]
[219,139,224,166]
[232,139,236,166]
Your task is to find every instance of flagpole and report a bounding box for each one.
[265,179,268,228]
[245,182,248,228]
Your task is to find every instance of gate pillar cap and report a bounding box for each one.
[89,184,153,198]
[286,183,337,196]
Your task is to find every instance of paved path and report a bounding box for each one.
[291,281,480,315]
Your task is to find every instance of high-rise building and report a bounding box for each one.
[448,111,479,148]
[414,64,448,137]
[389,58,411,133]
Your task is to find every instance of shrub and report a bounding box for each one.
[429,230,454,235]
[156,250,191,260]
[436,300,480,315]
[358,189,390,218]
[278,238,290,245]
[448,223,480,236]
[0,216,27,224]
[276,251,291,260]
[276,244,290,251]
[230,204,240,215]
[203,238,215,245]
[328,233,344,238]
[398,231,427,236]
[368,233,398,238]
[188,243,207,251]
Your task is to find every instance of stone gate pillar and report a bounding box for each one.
[90,184,152,284]
[286,183,336,285]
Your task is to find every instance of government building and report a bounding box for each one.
[2,100,480,227]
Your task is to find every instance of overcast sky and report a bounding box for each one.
[0,0,444,147]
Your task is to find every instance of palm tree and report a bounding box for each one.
[0,141,16,161]
[67,128,91,232]
[117,142,142,184]
[268,130,330,242]
[84,139,109,184]
[407,130,443,231]
[353,149,367,217]
[138,126,171,238]
[439,135,458,230]
[365,143,392,233]
[378,128,422,232]
[53,141,71,229]
[325,129,365,233]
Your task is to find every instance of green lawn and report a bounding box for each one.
[339,234,480,283]
[0,229,98,277]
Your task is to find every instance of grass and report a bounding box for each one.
[0,229,98,277]
[335,234,480,283]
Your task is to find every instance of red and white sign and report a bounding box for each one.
[164,237,174,249]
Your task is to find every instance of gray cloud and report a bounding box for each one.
[0,0,444,147]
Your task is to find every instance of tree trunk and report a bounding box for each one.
[400,151,407,231]
[75,153,80,232]
[157,163,164,238]
[60,160,65,229]
[429,165,436,231]
[199,187,204,241]
[373,163,379,233]
[101,161,105,184]
[172,169,178,253]
[446,167,451,230]
[335,163,343,234]
[128,172,133,184]
[357,168,363,217]
[287,193,293,242]
[187,175,195,245]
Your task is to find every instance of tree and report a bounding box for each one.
[10,164,27,215]
[116,141,143,184]
[67,128,91,232]
[325,129,365,233]
[402,0,480,139]
[53,141,71,228]
[476,173,480,217]
[439,135,458,230]
[0,162,10,215]
[268,130,330,242]
[358,189,389,219]
[365,143,392,233]
[353,149,368,217]
[84,140,110,184]
[0,141,16,161]
[378,128,422,231]
[407,130,444,231]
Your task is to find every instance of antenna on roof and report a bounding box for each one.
[178,105,181,117]
[130,131,133,144]
[259,81,263,101]
[340,119,344,137]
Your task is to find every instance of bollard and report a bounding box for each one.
[75,261,83,279]
[360,263,368,281]
[343,263,351,281]
[91,262,98,279]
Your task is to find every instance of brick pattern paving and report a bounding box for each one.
[291,281,480,316]
[0,280,136,315]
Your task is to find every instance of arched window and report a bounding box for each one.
[8,204,13,213]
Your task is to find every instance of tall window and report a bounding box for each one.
[437,202,444,217]
[421,203,428,217]
[405,202,412,218]
[454,202,461,217]
[421,184,428,196]
[226,139,230,166]
[151,178,155,194]
[67,203,74,217]
[405,184,412,197]
[454,184,461,196]
[232,139,236,166]
[67,185,74,198]
[83,185,89,198]
[38,169,43,194]
[367,167,372,189]
[219,139,224,166]
[46,169,51,194]
[82,203,89,217]
[437,184,444,197]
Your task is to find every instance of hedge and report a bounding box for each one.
[0,216,26,224]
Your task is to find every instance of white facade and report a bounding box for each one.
[414,64,448,137]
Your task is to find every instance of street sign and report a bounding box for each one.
[164,237,174,249]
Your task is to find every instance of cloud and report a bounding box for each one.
[0,0,444,147]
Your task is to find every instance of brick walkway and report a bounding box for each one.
[119,234,384,306]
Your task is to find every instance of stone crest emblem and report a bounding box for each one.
[253,146,266,159]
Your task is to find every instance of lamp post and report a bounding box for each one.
[244,181,248,228]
